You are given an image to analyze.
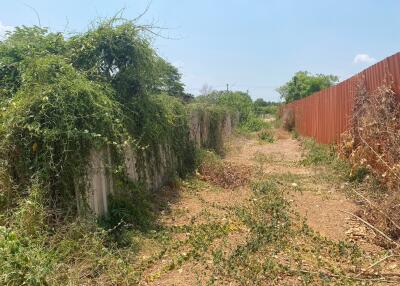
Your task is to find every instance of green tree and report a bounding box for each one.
[253,98,279,115]
[0,26,66,98]
[277,71,338,103]
[254,98,268,107]
[196,91,253,122]
[154,58,185,98]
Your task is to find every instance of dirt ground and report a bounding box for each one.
[135,128,399,285]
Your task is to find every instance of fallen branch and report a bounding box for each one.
[294,269,400,283]
[340,210,400,248]
[358,133,400,181]
[352,189,400,232]
[355,254,399,277]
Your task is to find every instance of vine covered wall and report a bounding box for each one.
[86,109,238,216]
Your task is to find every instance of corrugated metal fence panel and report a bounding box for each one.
[282,52,400,144]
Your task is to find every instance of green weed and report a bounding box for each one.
[258,129,275,143]
[239,115,270,133]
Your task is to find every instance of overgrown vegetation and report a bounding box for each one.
[0,17,275,285]
[339,83,400,243]
[194,89,274,133]
[0,19,198,218]
[253,98,279,116]
[0,19,199,285]
[300,134,400,252]
[300,138,369,183]
[258,129,275,143]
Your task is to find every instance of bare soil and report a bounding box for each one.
[136,128,397,285]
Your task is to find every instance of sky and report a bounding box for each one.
[0,0,399,102]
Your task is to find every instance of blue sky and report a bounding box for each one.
[1,0,399,101]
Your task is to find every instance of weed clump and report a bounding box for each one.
[301,138,351,178]
[258,129,275,143]
[196,150,251,189]
[239,115,269,132]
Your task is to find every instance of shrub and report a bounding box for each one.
[0,20,197,221]
[258,129,275,143]
[195,91,252,122]
[0,55,129,215]
[0,226,53,286]
[301,139,351,176]
[239,115,268,132]
[339,84,400,192]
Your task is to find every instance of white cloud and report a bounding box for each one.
[0,21,14,40]
[353,53,376,64]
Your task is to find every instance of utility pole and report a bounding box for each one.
[226,84,229,92]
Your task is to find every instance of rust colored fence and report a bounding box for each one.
[282,52,400,144]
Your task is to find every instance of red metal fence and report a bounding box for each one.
[282,52,400,144]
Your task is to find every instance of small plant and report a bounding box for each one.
[0,226,53,285]
[301,139,351,179]
[291,130,299,139]
[258,129,275,143]
[104,180,154,231]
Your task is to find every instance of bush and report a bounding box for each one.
[195,91,252,123]
[258,129,275,143]
[0,20,197,221]
[0,226,53,286]
[0,55,129,215]
[339,84,400,192]
[239,115,268,132]
[301,139,351,177]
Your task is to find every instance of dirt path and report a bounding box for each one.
[136,128,397,285]
[225,129,358,242]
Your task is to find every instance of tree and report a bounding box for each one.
[254,98,268,107]
[154,58,185,98]
[253,98,279,115]
[216,91,253,122]
[277,71,338,103]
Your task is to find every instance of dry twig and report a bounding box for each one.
[340,210,400,248]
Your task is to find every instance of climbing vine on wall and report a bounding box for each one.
[0,20,193,219]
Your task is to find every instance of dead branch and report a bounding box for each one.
[352,189,400,232]
[340,210,400,248]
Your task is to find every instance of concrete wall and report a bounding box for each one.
[86,110,239,217]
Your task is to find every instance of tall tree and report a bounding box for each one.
[277,71,338,103]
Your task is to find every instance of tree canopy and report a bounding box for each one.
[277,71,339,103]
[195,90,253,122]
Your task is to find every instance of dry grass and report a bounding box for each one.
[198,158,252,189]
[339,82,400,243]
[340,83,400,192]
